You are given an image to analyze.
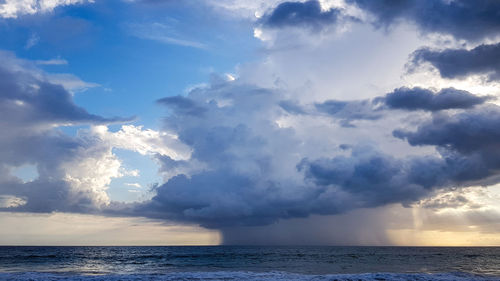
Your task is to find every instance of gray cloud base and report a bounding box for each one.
[411,43,500,81]
[382,87,490,111]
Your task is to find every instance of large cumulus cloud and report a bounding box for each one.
[3,0,500,245]
[119,77,500,230]
[0,53,132,214]
[127,82,311,227]
[4,51,495,233]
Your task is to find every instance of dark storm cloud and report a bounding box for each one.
[119,79,500,229]
[261,0,342,30]
[382,87,490,111]
[299,146,494,206]
[134,171,310,227]
[261,0,500,40]
[119,82,332,228]
[390,104,500,187]
[299,148,441,207]
[411,43,500,81]
[300,111,500,211]
[393,105,500,154]
[347,0,500,41]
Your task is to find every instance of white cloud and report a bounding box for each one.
[90,125,192,161]
[56,124,193,207]
[0,0,93,18]
[62,138,123,207]
[125,183,142,188]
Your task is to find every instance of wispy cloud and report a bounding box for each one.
[127,22,207,49]
[24,33,39,49]
[35,58,68,65]
[125,183,142,188]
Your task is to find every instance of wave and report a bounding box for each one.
[0,271,498,281]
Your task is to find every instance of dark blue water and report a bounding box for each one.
[0,246,499,280]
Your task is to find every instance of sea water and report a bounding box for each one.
[0,246,499,280]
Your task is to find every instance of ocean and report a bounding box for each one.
[0,246,499,280]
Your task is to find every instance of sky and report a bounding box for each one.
[1,0,500,246]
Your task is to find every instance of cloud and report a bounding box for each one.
[125,183,142,188]
[279,100,307,115]
[292,87,488,127]
[157,96,207,117]
[255,0,500,41]
[117,81,314,228]
[410,43,500,81]
[304,147,445,204]
[417,190,476,211]
[0,59,129,130]
[0,52,137,214]
[111,77,500,230]
[44,73,101,92]
[203,0,284,19]
[0,0,93,18]
[127,22,207,49]
[24,33,39,49]
[0,195,27,208]
[314,99,382,127]
[347,0,500,41]
[260,0,342,30]
[393,105,500,155]
[90,125,191,161]
[0,133,116,213]
[0,53,196,216]
[3,0,500,244]
[35,58,68,65]
[381,87,490,112]
[0,51,99,93]
[299,114,500,217]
